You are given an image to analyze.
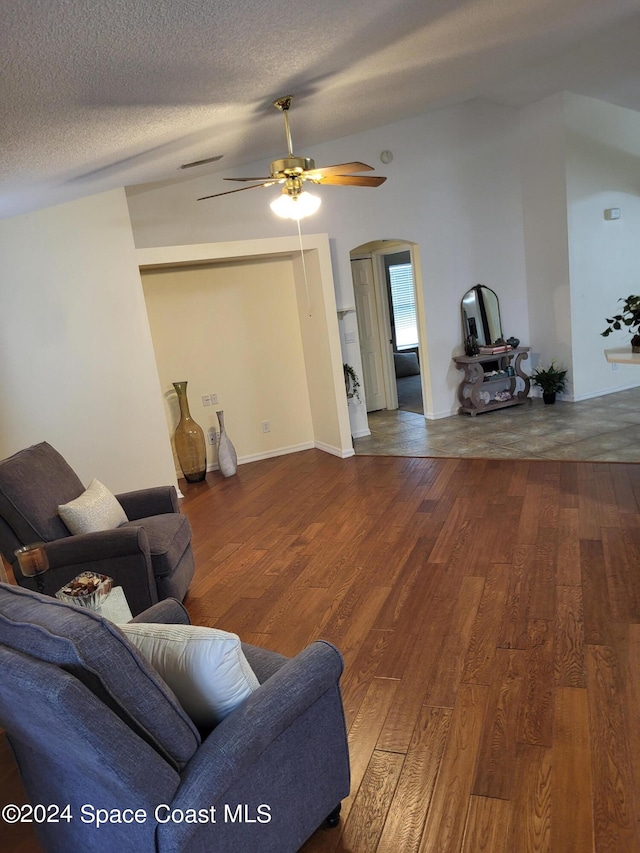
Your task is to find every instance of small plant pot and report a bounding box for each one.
[542,392,556,405]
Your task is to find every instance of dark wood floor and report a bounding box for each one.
[3,449,640,851]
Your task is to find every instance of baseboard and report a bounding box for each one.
[570,382,640,403]
[190,439,353,475]
[425,407,458,420]
[236,442,316,465]
[315,440,355,459]
[351,428,371,438]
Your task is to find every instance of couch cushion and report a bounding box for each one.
[121,623,260,730]
[121,513,192,578]
[0,442,83,545]
[0,583,200,770]
[394,351,420,377]
[58,478,128,535]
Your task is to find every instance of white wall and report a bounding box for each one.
[520,92,640,401]
[564,93,640,400]
[141,257,315,475]
[0,189,177,492]
[137,234,353,460]
[127,99,529,422]
[519,95,573,388]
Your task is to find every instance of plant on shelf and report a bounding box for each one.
[531,360,568,405]
[601,295,640,352]
[343,364,361,402]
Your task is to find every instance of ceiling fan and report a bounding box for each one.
[195,95,387,219]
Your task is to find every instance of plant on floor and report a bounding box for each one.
[601,295,640,351]
[343,364,361,402]
[531,360,568,404]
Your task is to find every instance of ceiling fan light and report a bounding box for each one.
[270,191,321,220]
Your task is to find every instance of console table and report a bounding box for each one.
[453,347,531,416]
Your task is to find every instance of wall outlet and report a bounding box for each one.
[201,394,211,407]
[208,428,218,445]
[210,393,218,404]
[262,420,271,433]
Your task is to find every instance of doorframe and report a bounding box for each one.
[351,240,430,416]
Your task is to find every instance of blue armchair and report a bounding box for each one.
[0,442,194,616]
[0,583,350,852]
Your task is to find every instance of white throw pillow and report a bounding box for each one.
[119,623,259,728]
[58,478,128,535]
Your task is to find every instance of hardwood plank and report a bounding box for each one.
[578,463,600,540]
[340,677,399,825]
[498,544,535,650]
[581,539,615,646]
[585,644,640,852]
[339,628,394,730]
[528,531,556,622]
[620,625,640,816]
[462,563,511,685]
[418,683,489,853]
[508,744,551,853]
[334,750,403,853]
[555,507,580,586]
[551,687,595,853]
[601,527,640,623]
[472,648,524,800]
[425,575,485,708]
[554,585,586,688]
[462,796,511,853]
[376,705,451,853]
[594,465,622,530]
[519,619,554,747]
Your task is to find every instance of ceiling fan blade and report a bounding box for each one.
[197,181,276,201]
[223,176,273,182]
[317,175,387,187]
[309,162,375,178]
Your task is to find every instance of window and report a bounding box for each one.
[386,257,418,350]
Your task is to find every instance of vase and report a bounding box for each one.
[172,382,206,483]
[216,410,237,477]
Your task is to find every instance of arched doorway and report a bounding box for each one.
[349,239,430,418]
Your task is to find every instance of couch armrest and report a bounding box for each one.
[116,486,179,520]
[171,641,344,806]
[43,527,149,567]
[130,598,191,625]
[19,528,158,616]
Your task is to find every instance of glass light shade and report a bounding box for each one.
[270,191,321,220]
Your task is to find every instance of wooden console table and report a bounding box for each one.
[453,347,531,416]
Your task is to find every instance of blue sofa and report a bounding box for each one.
[0,583,350,851]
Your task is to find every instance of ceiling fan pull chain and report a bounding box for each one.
[296,217,312,317]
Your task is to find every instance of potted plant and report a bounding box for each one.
[601,295,640,352]
[343,364,361,402]
[531,360,568,404]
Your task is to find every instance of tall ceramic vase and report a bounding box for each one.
[216,410,237,477]
[172,381,206,483]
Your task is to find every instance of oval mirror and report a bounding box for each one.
[461,284,502,346]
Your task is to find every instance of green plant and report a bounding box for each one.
[343,363,361,402]
[531,360,568,395]
[601,295,640,347]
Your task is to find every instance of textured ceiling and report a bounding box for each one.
[3,0,640,217]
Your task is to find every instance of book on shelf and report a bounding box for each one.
[478,345,512,354]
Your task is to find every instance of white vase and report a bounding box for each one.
[216,410,237,477]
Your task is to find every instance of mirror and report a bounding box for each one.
[461,284,502,346]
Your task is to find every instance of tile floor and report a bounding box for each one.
[353,387,640,462]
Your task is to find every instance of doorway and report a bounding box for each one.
[350,240,427,416]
